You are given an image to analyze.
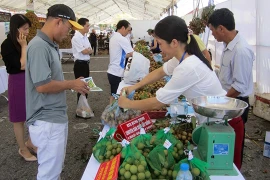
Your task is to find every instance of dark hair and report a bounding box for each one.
[116,20,130,31]
[155,15,212,70]
[78,18,89,26]
[208,8,235,31]
[9,14,31,53]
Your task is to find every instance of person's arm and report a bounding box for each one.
[120,37,134,58]
[126,52,133,58]
[17,32,27,70]
[122,67,166,94]
[118,96,165,111]
[226,87,240,98]
[119,60,200,110]
[72,36,92,55]
[27,46,88,95]
[36,78,89,94]
[202,49,211,62]
[229,48,254,97]
[150,39,158,49]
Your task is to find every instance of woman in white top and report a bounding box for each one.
[118,16,226,110]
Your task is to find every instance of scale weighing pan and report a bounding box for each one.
[190,96,248,145]
[190,96,248,176]
[190,96,248,119]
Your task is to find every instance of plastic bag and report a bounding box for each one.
[153,53,163,62]
[131,133,153,158]
[123,52,150,85]
[147,144,175,174]
[179,151,210,180]
[92,128,123,163]
[151,128,179,146]
[76,95,94,118]
[101,100,141,128]
[118,143,151,180]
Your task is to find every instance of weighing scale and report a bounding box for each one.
[190,96,248,176]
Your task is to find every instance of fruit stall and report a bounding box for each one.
[81,41,245,180]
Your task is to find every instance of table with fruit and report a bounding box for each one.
[81,40,244,180]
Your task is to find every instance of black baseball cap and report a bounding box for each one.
[47,4,83,30]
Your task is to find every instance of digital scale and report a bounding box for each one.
[190,96,248,176]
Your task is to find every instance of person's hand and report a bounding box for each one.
[121,85,136,95]
[72,78,89,95]
[118,95,130,109]
[17,32,27,47]
[88,47,93,54]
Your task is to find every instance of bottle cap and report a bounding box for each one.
[180,163,189,171]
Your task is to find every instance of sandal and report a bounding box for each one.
[18,149,37,162]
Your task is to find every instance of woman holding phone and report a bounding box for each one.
[1,14,37,161]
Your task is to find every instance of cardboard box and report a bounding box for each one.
[114,113,152,141]
[263,131,270,158]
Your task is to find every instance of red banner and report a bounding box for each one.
[94,154,120,180]
[114,113,152,141]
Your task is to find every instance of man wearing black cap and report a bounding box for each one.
[25,4,89,179]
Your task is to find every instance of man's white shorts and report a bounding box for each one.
[29,120,68,180]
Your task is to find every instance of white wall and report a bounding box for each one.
[207,0,270,94]
[129,20,159,43]
[0,22,9,48]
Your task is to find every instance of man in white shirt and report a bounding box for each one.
[72,18,93,102]
[107,20,133,104]
[208,8,255,169]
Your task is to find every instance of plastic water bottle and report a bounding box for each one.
[176,163,193,180]
[181,99,188,115]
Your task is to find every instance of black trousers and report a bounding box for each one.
[236,96,250,167]
[74,60,90,102]
[236,96,249,124]
[91,43,97,55]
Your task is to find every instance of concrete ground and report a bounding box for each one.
[0,54,270,180]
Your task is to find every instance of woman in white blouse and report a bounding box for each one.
[118,16,226,110]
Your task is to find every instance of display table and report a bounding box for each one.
[0,66,8,101]
[81,125,245,180]
[59,49,73,63]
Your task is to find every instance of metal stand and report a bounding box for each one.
[61,54,74,64]
[0,94,8,101]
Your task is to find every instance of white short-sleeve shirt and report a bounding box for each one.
[107,32,134,77]
[156,55,226,104]
[71,31,91,61]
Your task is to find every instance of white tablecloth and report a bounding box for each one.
[0,66,8,94]
[81,125,245,180]
[59,49,73,59]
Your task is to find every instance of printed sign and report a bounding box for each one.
[114,113,152,141]
[163,139,172,149]
[94,154,120,180]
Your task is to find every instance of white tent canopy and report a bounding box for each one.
[0,0,180,24]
